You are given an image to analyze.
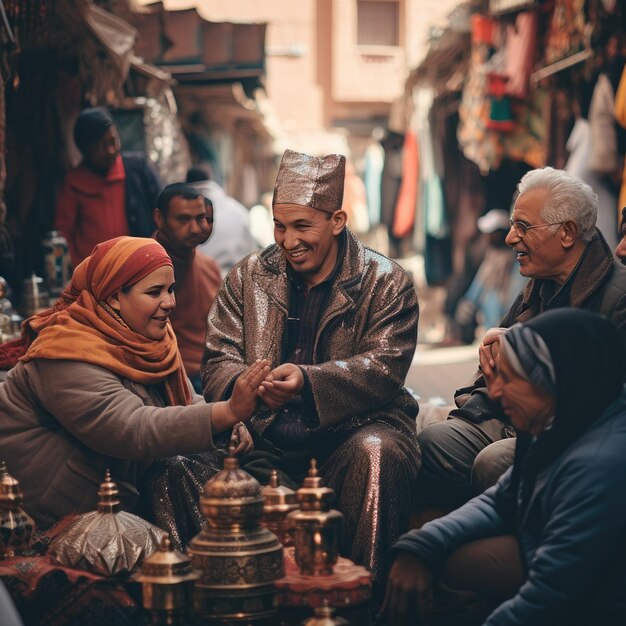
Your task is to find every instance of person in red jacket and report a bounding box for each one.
[55,107,161,267]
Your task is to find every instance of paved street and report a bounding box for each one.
[404,283,480,405]
[406,342,479,405]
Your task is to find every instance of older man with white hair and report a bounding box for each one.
[417,167,626,510]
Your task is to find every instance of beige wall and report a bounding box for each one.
[405,0,465,68]
[137,0,464,155]
[331,0,407,104]
[141,0,325,134]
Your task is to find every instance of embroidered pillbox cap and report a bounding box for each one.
[272,149,346,213]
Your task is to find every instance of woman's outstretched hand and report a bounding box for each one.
[211,360,269,434]
[228,359,270,421]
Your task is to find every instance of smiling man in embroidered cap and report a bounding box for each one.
[201,148,420,585]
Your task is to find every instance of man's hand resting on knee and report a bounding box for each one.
[381,552,434,625]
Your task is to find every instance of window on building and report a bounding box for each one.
[357,0,400,47]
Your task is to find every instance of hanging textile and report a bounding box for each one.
[392,126,418,239]
[504,11,538,100]
[417,88,447,240]
[588,73,618,175]
[458,14,504,174]
[364,141,384,225]
[544,0,586,65]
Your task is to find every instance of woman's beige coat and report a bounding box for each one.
[0,359,213,527]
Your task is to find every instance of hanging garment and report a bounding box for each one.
[566,117,619,249]
[615,65,626,222]
[504,11,538,100]
[392,129,419,239]
[589,73,618,175]
[458,15,505,174]
[364,142,384,225]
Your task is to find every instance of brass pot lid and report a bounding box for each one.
[301,600,350,626]
[133,535,200,584]
[202,451,261,502]
[49,471,166,577]
[261,469,298,510]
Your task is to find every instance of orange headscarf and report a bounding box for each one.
[20,236,192,406]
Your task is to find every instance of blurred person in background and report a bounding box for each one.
[153,183,221,393]
[55,107,161,268]
[186,167,259,275]
[249,192,275,248]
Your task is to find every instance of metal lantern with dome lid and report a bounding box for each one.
[0,461,35,559]
[48,470,166,576]
[133,534,200,625]
[188,447,284,623]
[260,468,299,546]
[287,459,343,576]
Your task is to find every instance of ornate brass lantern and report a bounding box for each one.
[188,451,284,623]
[288,459,343,576]
[132,535,200,625]
[0,461,35,559]
[49,470,165,576]
[261,469,299,546]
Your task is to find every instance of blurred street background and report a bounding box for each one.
[1,0,624,406]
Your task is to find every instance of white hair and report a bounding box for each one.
[517,167,598,242]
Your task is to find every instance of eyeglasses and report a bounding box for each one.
[508,218,564,238]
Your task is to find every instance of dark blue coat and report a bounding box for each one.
[395,388,626,625]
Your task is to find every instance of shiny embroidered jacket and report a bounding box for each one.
[201,228,419,441]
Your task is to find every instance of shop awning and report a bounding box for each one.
[133,2,266,91]
[82,1,175,89]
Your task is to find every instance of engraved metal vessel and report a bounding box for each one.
[0,461,35,559]
[49,470,165,576]
[288,459,343,576]
[188,452,284,623]
[301,600,350,626]
[133,535,200,625]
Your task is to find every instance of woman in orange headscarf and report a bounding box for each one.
[0,236,268,547]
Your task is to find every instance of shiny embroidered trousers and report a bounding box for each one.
[319,423,420,583]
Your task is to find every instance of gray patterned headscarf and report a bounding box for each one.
[499,323,556,395]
